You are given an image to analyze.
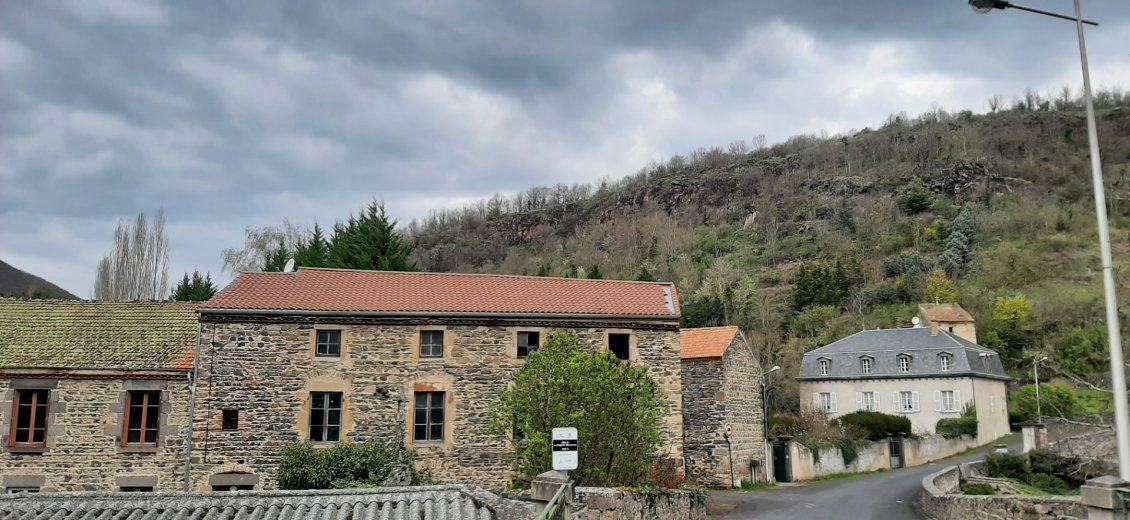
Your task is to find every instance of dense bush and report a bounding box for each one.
[768,415,803,437]
[277,441,430,490]
[491,332,668,487]
[1029,473,1070,494]
[1009,384,1082,423]
[983,453,1031,482]
[838,411,912,441]
[935,405,978,439]
[1028,448,1114,487]
[961,483,996,495]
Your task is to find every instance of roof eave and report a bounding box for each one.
[198,308,680,320]
[796,372,1011,382]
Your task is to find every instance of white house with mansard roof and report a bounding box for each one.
[797,304,1009,443]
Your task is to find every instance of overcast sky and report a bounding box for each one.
[2,1,1128,297]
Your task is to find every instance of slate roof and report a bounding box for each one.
[680,326,739,359]
[797,327,1008,381]
[0,486,531,520]
[0,299,199,372]
[202,268,680,318]
[919,303,975,323]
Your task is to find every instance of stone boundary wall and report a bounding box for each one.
[918,463,1086,520]
[568,487,706,520]
[788,434,980,481]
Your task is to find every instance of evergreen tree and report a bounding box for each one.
[635,266,657,282]
[294,224,330,268]
[171,270,217,301]
[327,202,419,271]
[586,265,604,279]
[262,238,290,272]
[536,263,551,277]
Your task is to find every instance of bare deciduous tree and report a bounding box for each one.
[94,211,170,301]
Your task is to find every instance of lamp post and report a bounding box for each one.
[1034,356,1049,424]
[968,0,1130,479]
[761,365,780,483]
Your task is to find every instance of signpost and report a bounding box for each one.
[552,427,578,471]
[725,422,735,487]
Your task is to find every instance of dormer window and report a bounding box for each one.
[818,358,831,376]
[897,354,912,373]
[938,353,952,372]
[860,356,873,375]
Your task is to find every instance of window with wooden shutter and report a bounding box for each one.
[9,389,49,448]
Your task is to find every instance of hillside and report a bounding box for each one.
[405,90,1130,411]
[0,259,78,299]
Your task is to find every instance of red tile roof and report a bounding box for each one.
[919,303,974,323]
[680,326,739,359]
[202,268,681,318]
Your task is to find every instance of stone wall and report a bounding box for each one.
[569,486,706,520]
[1047,417,1116,462]
[788,435,981,481]
[192,318,682,490]
[918,463,1086,520]
[0,376,192,492]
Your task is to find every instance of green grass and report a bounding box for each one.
[1074,388,1116,415]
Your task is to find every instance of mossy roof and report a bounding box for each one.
[0,299,199,371]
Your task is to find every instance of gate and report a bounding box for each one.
[772,441,791,482]
[888,437,905,469]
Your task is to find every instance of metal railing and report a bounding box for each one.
[536,482,569,520]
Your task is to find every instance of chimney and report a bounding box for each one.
[930,321,940,336]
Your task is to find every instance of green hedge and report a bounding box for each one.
[983,453,1031,482]
[838,411,912,441]
[277,441,431,490]
[936,405,978,439]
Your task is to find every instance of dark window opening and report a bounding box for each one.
[413,392,445,442]
[124,391,161,446]
[420,330,444,358]
[309,392,342,442]
[222,410,239,431]
[212,485,255,492]
[609,333,630,361]
[9,389,49,447]
[315,330,342,357]
[120,487,154,492]
[517,332,540,358]
[6,487,39,494]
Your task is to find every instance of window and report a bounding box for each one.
[981,353,993,371]
[315,330,341,357]
[897,355,912,373]
[120,487,154,492]
[9,389,48,448]
[937,390,960,413]
[860,357,873,375]
[222,410,239,431]
[608,333,630,361]
[123,391,161,446]
[858,391,879,412]
[897,391,920,413]
[309,392,342,442]
[818,359,830,376]
[938,354,952,372]
[517,332,540,358]
[413,392,445,442]
[6,487,38,494]
[420,331,444,358]
[212,485,255,492]
[813,392,836,413]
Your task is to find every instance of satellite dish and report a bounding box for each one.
[911,316,922,327]
[283,258,296,273]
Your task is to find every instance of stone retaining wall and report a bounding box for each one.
[788,434,980,481]
[918,463,1087,520]
[569,487,706,520]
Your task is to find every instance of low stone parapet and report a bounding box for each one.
[569,487,707,520]
[918,464,1087,520]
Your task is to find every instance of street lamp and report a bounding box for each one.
[968,0,1130,480]
[762,365,781,483]
[1034,356,1049,424]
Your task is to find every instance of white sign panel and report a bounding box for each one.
[552,427,579,471]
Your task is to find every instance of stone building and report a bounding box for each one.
[918,303,977,343]
[680,326,765,487]
[0,299,199,493]
[797,304,1010,443]
[193,268,683,489]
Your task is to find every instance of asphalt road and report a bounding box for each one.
[710,441,1014,520]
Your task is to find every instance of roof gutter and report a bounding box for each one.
[197,308,680,320]
[796,371,1011,382]
[0,366,192,374]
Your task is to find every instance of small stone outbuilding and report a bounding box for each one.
[0,299,199,493]
[680,326,765,487]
